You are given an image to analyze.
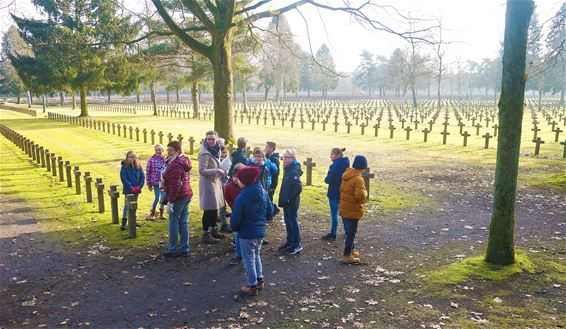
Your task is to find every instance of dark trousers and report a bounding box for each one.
[268,189,279,218]
[202,209,218,231]
[283,202,301,248]
[342,218,359,256]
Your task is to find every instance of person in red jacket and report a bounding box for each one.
[224,163,244,265]
[162,140,193,258]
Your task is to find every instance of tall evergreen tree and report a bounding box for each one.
[12,0,137,116]
[312,43,338,97]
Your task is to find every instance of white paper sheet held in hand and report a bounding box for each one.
[219,156,232,172]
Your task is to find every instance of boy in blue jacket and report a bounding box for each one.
[278,149,303,255]
[230,166,272,296]
[322,147,350,240]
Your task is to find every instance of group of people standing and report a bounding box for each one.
[119,131,368,296]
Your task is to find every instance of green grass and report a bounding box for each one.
[0,107,563,251]
[426,249,536,285]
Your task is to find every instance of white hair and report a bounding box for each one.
[283,149,296,158]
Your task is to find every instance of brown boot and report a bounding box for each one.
[202,231,219,244]
[240,286,258,296]
[210,228,225,239]
[147,210,156,221]
[159,208,165,220]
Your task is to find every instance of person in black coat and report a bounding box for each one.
[264,141,280,220]
[277,149,303,255]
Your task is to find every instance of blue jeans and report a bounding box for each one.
[283,201,301,248]
[234,232,241,258]
[151,186,164,211]
[239,238,263,287]
[167,198,191,254]
[329,198,340,235]
[219,206,227,227]
[122,194,138,220]
[342,218,359,256]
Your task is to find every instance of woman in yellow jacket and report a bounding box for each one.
[339,155,368,264]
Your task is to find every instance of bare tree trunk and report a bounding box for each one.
[27,90,32,108]
[166,89,170,103]
[59,92,64,106]
[72,91,76,110]
[176,88,180,103]
[537,76,544,111]
[411,85,417,108]
[136,84,141,103]
[42,94,46,113]
[263,86,270,101]
[150,81,157,116]
[485,0,533,266]
[107,90,111,103]
[79,86,88,117]
[16,93,21,104]
[192,82,199,117]
[242,84,248,112]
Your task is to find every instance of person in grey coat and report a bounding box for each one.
[198,130,227,244]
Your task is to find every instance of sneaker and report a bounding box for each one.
[257,278,265,290]
[341,255,360,264]
[273,207,280,217]
[240,286,258,296]
[120,226,126,231]
[229,256,242,265]
[262,239,269,245]
[278,243,289,251]
[220,225,233,234]
[287,245,303,255]
[321,233,336,241]
[135,223,141,228]
[352,250,360,258]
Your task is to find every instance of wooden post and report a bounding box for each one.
[303,157,316,186]
[84,172,93,202]
[51,154,57,176]
[74,166,81,195]
[57,156,64,182]
[108,185,120,224]
[95,178,105,213]
[45,150,51,172]
[127,194,137,238]
[40,147,46,167]
[65,161,72,187]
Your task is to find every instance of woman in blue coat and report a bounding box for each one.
[322,148,350,240]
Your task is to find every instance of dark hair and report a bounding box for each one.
[331,148,346,156]
[266,141,276,149]
[168,140,182,153]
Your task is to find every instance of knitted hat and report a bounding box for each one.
[237,166,260,186]
[352,155,368,169]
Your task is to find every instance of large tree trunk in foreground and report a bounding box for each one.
[211,33,235,141]
[485,0,533,266]
[72,91,76,110]
[79,86,88,117]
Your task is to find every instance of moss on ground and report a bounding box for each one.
[426,250,536,285]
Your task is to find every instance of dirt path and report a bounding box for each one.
[1,168,564,328]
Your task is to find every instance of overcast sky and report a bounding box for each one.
[1,0,563,72]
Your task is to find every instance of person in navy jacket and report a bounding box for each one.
[322,148,350,240]
[277,149,303,255]
[120,150,145,230]
[230,166,272,296]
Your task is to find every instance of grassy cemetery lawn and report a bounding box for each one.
[0,105,564,328]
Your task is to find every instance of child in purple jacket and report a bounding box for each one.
[146,144,166,220]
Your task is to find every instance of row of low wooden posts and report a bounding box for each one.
[0,124,141,238]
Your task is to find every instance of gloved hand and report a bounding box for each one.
[167,202,174,214]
